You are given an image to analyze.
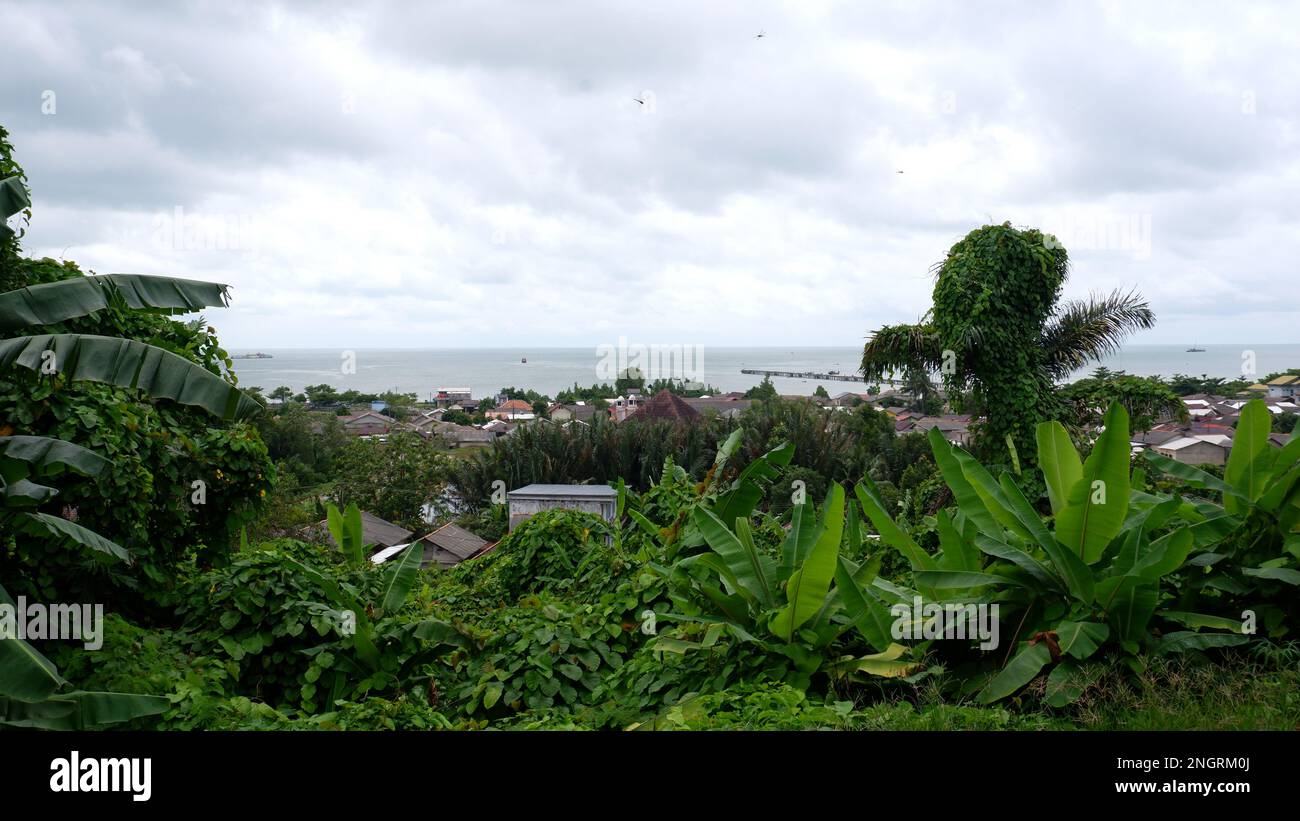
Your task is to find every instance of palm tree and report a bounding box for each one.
[861,223,1154,457]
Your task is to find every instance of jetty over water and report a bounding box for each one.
[740,368,904,385]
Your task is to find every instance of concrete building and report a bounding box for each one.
[506,484,618,532]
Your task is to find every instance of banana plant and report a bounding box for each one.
[627,429,794,559]
[652,480,918,690]
[288,502,463,701]
[1,177,262,727]
[859,402,1248,706]
[1141,400,1300,635]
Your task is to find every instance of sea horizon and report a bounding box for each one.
[228,343,1300,401]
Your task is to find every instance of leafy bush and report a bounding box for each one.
[464,508,619,600]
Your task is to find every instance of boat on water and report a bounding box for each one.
[1186,344,1206,352]
[521,356,527,364]
[232,352,274,359]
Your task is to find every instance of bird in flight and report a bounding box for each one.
[755,29,765,39]
[633,97,646,105]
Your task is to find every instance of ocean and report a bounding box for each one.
[228,344,1300,402]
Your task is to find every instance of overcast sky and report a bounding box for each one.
[3,0,1298,348]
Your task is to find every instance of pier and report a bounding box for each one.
[742,368,907,384]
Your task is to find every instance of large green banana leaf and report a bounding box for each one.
[0,333,261,421]
[1,476,59,506]
[1054,403,1131,563]
[0,274,230,332]
[0,175,30,239]
[854,479,937,571]
[1036,421,1083,516]
[0,435,109,481]
[379,542,425,615]
[0,634,65,702]
[9,511,133,563]
[712,440,795,526]
[1223,400,1273,514]
[693,506,778,607]
[0,690,169,730]
[771,484,845,641]
[927,428,1004,540]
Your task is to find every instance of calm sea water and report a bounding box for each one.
[228,344,1300,401]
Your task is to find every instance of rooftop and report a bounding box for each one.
[507,484,618,499]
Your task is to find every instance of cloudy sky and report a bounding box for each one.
[3,0,1298,348]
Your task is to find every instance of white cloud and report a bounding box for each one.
[2,0,1298,347]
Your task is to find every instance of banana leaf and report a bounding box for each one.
[771,484,844,641]
[0,690,168,730]
[0,274,230,332]
[1036,420,1083,516]
[10,511,132,564]
[978,642,1052,703]
[0,435,109,481]
[0,334,261,421]
[0,635,65,702]
[1055,403,1131,563]
[854,480,936,571]
[1224,400,1274,513]
[692,506,777,607]
[379,542,424,615]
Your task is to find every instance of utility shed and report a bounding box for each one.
[506,484,618,531]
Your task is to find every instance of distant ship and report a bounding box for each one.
[521,355,527,364]
[232,352,274,359]
[1186,344,1205,352]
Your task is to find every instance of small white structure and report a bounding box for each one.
[506,484,618,532]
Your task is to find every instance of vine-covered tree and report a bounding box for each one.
[860,222,1155,457]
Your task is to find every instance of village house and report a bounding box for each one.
[1266,374,1300,398]
[608,393,643,422]
[485,398,535,421]
[627,389,700,423]
[911,414,974,445]
[412,522,490,568]
[682,396,753,418]
[432,388,473,408]
[1152,435,1232,466]
[338,410,392,437]
[548,401,601,424]
[428,421,492,448]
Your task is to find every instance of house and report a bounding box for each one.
[485,398,535,421]
[413,522,490,567]
[608,393,643,422]
[830,391,873,408]
[627,389,700,423]
[305,510,413,551]
[683,397,753,418]
[549,402,600,424]
[1153,436,1231,466]
[436,423,494,448]
[339,410,392,437]
[506,484,619,532]
[480,419,509,435]
[433,388,473,408]
[911,415,973,445]
[1266,375,1300,398]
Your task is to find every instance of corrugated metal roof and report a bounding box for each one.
[507,484,617,499]
[420,522,488,559]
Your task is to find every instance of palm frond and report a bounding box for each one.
[1040,289,1155,380]
[860,321,942,382]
